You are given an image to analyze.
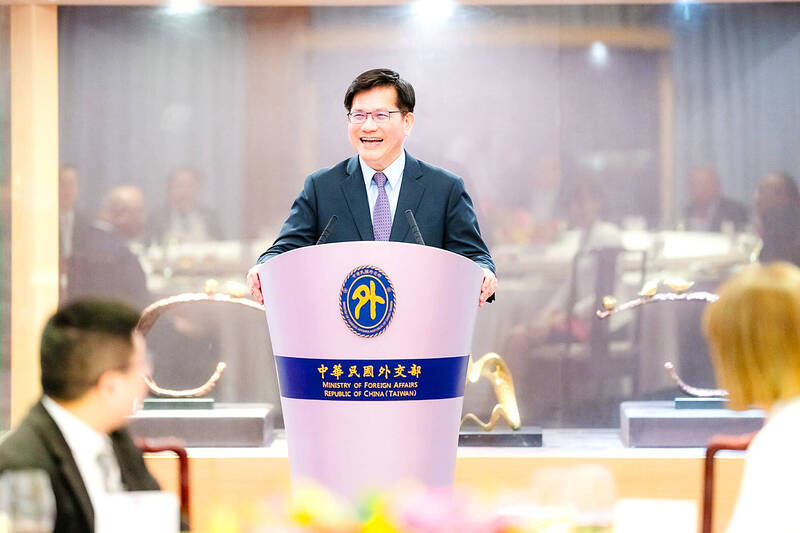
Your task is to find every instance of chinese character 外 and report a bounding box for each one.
[351,281,386,320]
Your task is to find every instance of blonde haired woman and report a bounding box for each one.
[703,262,800,532]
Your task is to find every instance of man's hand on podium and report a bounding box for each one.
[247,265,264,305]
[479,268,497,307]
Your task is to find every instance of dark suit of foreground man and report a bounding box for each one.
[0,300,159,533]
[248,68,497,306]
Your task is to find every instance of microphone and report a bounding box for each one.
[405,210,426,246]
[316,215,339,245]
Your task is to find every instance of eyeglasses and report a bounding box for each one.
[346,110,404,124]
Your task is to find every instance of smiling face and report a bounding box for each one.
[347,85,415,171]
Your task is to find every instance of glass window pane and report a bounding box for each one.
[57,4,800,438]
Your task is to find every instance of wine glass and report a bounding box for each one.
[0,469,57,533]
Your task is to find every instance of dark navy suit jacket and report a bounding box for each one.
[0,401,160,533]
[258,152,495,274]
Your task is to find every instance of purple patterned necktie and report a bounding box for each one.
[372,172,391,241]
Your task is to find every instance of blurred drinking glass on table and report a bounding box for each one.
[0,469,56,533]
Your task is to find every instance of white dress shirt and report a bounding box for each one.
[725,395,800,533]
[164,210,211,244]
[59,210,75,257]
[360,152,405,224]
[42,396,123,509]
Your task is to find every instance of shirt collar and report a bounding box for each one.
[42,395,111,457]
[360,151,406,191]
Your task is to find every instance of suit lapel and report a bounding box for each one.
[111,431,134,490]
[30,401,94,530]
[342,156,374,241]
[390,153,426,242]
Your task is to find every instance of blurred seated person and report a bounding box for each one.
[59,165,93,264]
[147,167,221,246]
[0,299,160,533]
[682,166,749,232]
[59,166,93,294]
[506,180,622,349]
[755,172,800,265]
[494,154,565,244]
[703,262,800,533]
[67,186,150,308]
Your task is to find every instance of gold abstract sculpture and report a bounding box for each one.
[460,352,522,431]
[137,279,265,398]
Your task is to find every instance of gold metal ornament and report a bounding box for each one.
[663,278,695,294]
[638,279,660,297]
[225,280,248,299]
[460,352,522,431]
[595,281,728,398]
[596,289,719,319]
[143,362,228,398]
[204,278,219,295]
[137,285,264,398]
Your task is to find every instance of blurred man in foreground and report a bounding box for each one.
[0,299,160,533]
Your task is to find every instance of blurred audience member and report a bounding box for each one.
[495,154,565,244]
[503,181,622,424]
[59,166,93,297]
[755,172,800,265]
[507,180,622,346]
[0,299,160,533]
[59,165,92,261]
[682,166,749,232]
[67,186,150,308]
[147,168,220,246]
[703,262,800,533]
[567,180,622,254]
[97,185,147,246]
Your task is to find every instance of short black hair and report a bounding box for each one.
[40,299,141,401]
[344,68,415,113]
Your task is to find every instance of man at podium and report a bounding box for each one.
[247,68,497,307]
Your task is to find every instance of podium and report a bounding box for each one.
[258,242,483,498]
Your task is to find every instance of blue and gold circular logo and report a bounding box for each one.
[340,266,396,338]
